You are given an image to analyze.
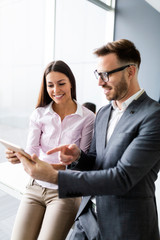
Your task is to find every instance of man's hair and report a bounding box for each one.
[94,39,141,68]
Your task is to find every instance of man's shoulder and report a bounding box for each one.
[97,103,111,115]
[138,92,160,111]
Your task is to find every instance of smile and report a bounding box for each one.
[104,88,112,95]
[54,94,64,99]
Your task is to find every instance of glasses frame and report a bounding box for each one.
[94,64,135,83]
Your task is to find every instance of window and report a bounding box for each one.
[0,0,115,159]
[55,0,115,109]
[87,0,114,10]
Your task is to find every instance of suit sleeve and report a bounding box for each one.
[58,107,160,198]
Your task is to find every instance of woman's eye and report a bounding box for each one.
[47,85,53,88]
[59,83,65,86]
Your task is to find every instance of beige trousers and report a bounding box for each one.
[11,179,81,240]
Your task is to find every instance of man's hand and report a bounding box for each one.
[16,153,58,184]
[47,144,81,165]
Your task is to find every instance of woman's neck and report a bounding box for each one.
[52,100,77,121]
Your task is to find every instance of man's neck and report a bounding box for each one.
[114,88,143,110]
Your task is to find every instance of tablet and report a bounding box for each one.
[0,138,31,160]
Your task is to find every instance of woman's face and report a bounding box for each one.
[46,71,72,104]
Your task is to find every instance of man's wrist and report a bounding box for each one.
[54,170,58,184]
[49,169,58,184]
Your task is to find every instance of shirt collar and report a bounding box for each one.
[112,89,144,111]
[47,101,54,114]
[75,101,83,116]
[44,100,83,117]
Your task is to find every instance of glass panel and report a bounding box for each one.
[55,0,115,110]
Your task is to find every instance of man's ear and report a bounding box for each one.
[128,65,136,79]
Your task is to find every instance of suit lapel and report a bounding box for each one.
[97,104,112,151]
[105,92,147,149]
[94,104,112,169]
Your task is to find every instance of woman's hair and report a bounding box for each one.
[94,39,141,68]
[36,60,77,108]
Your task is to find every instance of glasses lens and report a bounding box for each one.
[101,72,108,82]
[94,70,99,79]
[94,70,109,82]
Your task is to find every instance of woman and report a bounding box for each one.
[7,60,95,240]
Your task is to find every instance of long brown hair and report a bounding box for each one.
[36,60,77,108]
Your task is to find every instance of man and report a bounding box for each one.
[16,39,160,239]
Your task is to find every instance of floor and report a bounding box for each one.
[0,124,25,239]
[0,189,20,240]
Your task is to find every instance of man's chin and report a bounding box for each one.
[105,95,113,101]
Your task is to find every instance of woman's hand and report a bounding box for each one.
[5,149,20,164]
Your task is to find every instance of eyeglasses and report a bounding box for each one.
[94,64,135,83]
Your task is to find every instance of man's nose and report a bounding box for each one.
[98,76,105,86]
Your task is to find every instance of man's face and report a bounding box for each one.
[96,53,130,102]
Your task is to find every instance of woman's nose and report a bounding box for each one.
[53,85,59,93]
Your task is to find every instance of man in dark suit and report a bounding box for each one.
[16,39,160,240]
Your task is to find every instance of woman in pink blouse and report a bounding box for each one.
[7,60,95,240]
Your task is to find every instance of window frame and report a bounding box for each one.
[86,0,114,11]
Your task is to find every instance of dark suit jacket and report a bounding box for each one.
[58,92,160,240]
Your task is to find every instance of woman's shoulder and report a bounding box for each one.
[30,103,51,119]
[80,104,95,121]
[81,105,94,114]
